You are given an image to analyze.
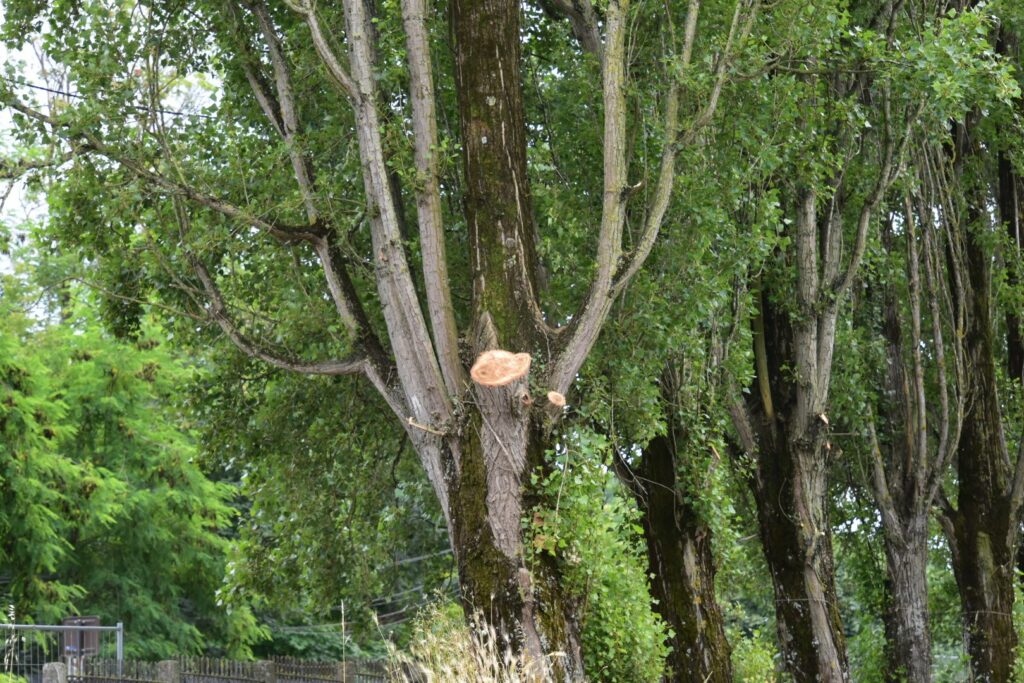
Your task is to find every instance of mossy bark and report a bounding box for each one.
[452,0,544,350]
[447,0,584,673]
[743,288,849,683]
[633,434,732,683]
[750,435,848,683]
[944,231,1017,683]
[882,530,932,683]
[448,421,584,679]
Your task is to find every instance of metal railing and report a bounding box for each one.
[39,659,387,683]
[1,623,124,683]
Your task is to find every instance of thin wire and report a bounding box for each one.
[0,75,218,120]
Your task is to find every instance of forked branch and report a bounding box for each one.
[192,255,367,376]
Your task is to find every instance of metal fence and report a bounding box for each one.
[67,660,161,683]
[37,659,386,683]
[179,659,261,683]
[1,624,124,683]
[1,625,385,683]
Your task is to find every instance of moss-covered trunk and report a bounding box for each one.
[446,0,584,674]
[452,0,543,349]
[743,285,849,683]
[882,526,932,683]
[750,434,848,683]
[633,434,732,683]
[945,235,1017,682]
[940,115,1020,683]
[447,418,585,679]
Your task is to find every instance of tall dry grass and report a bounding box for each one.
[385,602,563,682]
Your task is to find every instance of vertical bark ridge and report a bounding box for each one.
[947,228,1017,682]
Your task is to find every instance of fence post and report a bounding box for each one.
[157,660,180,683]
[255,661,277,683]
[43,663,67,683]
[116,621,124,674]
[335,662,352,683]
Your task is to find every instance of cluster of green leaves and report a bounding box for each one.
[191,352,451,655]
[528,430,670,683]
[0,257,260,658]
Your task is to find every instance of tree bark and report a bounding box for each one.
[750,430,848,683]
[448,386,585,678]
[998,150,1023,385]
[882,527,932,683]
[452,0,545,349]
[736,198,851,682]
[631,434,733,683]
[996,31,1022,385]
[939,116,1020,683]
[945,238,1017,681]
[446,0,585,675]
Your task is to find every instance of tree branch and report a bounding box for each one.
[401,0,465,395]
[868,417,905,547]
[286,1,359,101]
[547,0,631,394]
[833,97,921,298]
[341,0,452,429]
[1,93,326,244]
[613,0,757,294]
[538,0,603,58]
[0,149,75,180]
[550,0,757,395]
[246,0,320,223]
[192,252,366,376]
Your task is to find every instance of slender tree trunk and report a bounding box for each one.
[882,524,932,683]
[632,434,732,683]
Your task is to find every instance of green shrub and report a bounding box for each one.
[529,430,670,682]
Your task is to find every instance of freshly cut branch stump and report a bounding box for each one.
[470,350,532,387]
[546,391,566,408]
[469,349,533,559]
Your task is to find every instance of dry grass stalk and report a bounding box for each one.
[386,604,561,683]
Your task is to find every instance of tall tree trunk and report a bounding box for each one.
[452,0,544,349]
[939,117,1021,683]
[996,34,1023,385]
[869,210,951,683]
[999,150,1023,384]
[631,434,733,683]
[742,276,849,683]
[751,431,848,682]
[882,525,932,683]
[448,402,585,678]
[446,0,585,675]
[944,500,1016,683]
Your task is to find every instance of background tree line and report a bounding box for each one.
[1,0,1023,680]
